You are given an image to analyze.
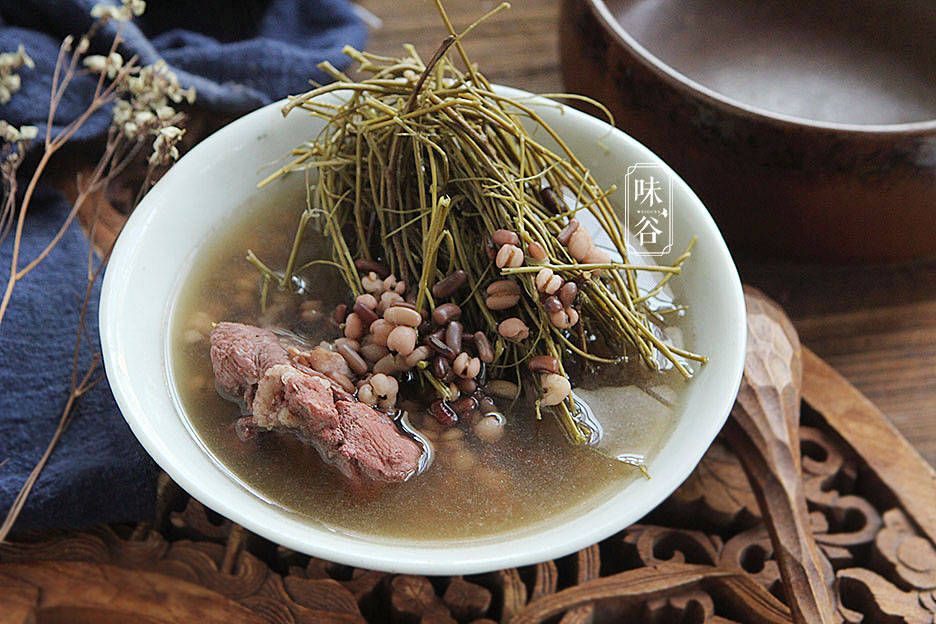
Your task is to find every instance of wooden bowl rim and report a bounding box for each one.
[582,0,936,136]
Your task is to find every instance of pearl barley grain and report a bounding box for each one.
[474,415,505,443]
[384,305,422,327]
[344,312,364,340]
[549,306,579,329]
[544,274,563,295]
[387,325,417,355]
[495,244,524,269]
[369,319,393,347]
[535,268,554,292]
[452,352,470,376]
[355,293,378,310]
[540,373,571,406]
[559,281,578,307]
[498,317,530,341]
[370,373,398,400]
[404,345,432,367]
[567,228,593,261]
[360,342,389,363]
[361,271,383,294]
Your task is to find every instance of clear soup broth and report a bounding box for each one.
[170,186,685,542]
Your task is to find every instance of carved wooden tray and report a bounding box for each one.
[2,346,935,623]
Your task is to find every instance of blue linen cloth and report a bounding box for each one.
[0,0,366,530]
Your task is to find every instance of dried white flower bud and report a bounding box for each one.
[91,4,126,21]
[91,1,142,21]
[125,0,146,16]
[105,52,124,78]
[83,55,108,74]
[0,122,37,144]
[0,45,34,72]
[3,150,22,167]
[0,121,20,143]
[112,99,132,125]
[148,125,185,165]
[0,45,33,105]
[97,51,195,143]
[134,110,154,125]
[126,75,144,95]
[18,125,37,141]
[159,125,184,140]
[0,74,19,93]
[17,45,34,70]
[155,105,175,120]
[122,121,138,139]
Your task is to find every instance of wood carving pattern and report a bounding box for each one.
[670,439,762,529]
[2,316,935,622]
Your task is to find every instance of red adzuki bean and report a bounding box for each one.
[528,354,560,374]
[432,302,461,325]
[473,332,494,363]
[445,321,463,353]
[430,399,458,426]
[354,258,390,278]
[543,295,563,313]
[539,186,564,213]
[432,270,467,298]
[556,219,580,245]
[427,334,457,360]
[492,229,520,247]
[332,303,348,324]
[432,354,451,380]
[352,301,379,327]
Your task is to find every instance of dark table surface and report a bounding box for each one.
[360,0,936,466]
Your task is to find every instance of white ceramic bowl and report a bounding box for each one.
[100,86,745,575]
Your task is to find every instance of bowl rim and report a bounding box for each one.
[100,87,746,575]
[585,0,936,135]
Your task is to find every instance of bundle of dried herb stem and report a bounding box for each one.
[258,4,705,443]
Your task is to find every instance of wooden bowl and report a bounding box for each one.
[559,0,936,261]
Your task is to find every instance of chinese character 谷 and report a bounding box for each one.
[635,216,662,245]
[634,176,662,207]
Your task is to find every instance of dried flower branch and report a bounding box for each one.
[0,124,37,243]
[0,0,194,540]
[0,13,193,326]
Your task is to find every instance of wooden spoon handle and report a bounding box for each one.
[724,418,835,623]
[728,287,836,624]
